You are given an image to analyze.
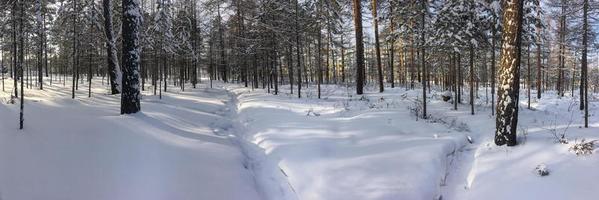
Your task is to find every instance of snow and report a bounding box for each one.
[0,78,261,200]
[1,78,598,200]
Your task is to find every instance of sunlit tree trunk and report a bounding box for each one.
[495,0,524,146]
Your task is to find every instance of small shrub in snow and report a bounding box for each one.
[569,139,596,156]
[535,164,550,176]
[358,95,369,102]
[408,100,429,120]
[426,114,470,132]
[306,109,321,117]
[543,116,571,144]
[441,91,452,102]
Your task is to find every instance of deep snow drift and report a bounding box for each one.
[228,84,599,200]
[1,78,598,200]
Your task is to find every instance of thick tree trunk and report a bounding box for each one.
[495,0,524,146]
[120,0,142,114]
[557,2,565,97]
[37,0,43,90]
[352,0,365,95]
[191,0,199,88]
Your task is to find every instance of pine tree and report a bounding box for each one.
[121,0,142,114]
[371,0,383,93]
[495,0,524,146]
[353,0,365,95]
[581,0,588,127]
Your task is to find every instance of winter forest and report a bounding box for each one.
[0,0,598,199]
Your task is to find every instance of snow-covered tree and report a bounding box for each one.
[121,0,143,114]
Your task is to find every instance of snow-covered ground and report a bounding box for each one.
[1,77,598,200]
[0,78,262,200]
[229,84,599,200]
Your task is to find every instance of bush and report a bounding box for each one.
[569,139,596,156]
[535,164,550,176]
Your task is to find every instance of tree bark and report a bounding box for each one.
[582,0,589,127]
[121,0,142,114]
[103,0,121,94]
[18,0,25,129]
[491,27,496,115]
[495,0,524,146]
[535,0,542,99]
[295,0,302,98]
[352,0,365,95]
[470,43,474,115]
[372,0,384,93]
[421,0,427,118]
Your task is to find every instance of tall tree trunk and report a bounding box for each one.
[453,53,458,110]
[352,0,365,95]
[557,1,565,97]
[295,0,302,98]
[19,0,25,129]
[72,0,78,99]
[121,0,142,114]
[470,43,474,115]
[582,0,589,127]
[217,5,227,83]
[317,23,322,99]
[103,0,121,94]
[527,44,531,109]
[421,0,427,118]
[469,6,475,115]
[341,35,345,83]
[1,48,4,92]
[535,0,542,99]
[491,27,496,115]
[495,0,524,146]
[12,2,18,99]
[37,0,43,90]
[389,4,395,88]
[191,0,199,88]
[372,0,384,93]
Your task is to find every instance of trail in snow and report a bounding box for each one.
[227,85,469,200]
[1,78,598,200]
[219,86,299,200]
[0,79,263,200]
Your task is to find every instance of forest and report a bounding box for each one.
[0,0,598,200]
